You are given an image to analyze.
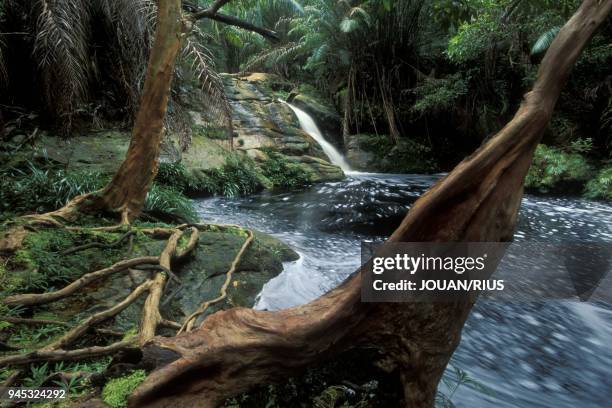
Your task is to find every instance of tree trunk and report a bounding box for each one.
[129,1,612,407]
[93,0,185,222]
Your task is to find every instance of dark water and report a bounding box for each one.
[195,172,612,408]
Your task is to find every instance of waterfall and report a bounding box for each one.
[284,102,352,172]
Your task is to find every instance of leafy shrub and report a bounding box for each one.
[0,161,109,214]
[157,156,262,198]
[198,155,262,197]
[144,184,198,222]
[156,162,195,193]
[260,151,311,190]
[357,134,438,173]
[447,12,499,63]
[412,73,468,115]
[102,370,147,408]
[525,144,593,193]
[584,166,612,201]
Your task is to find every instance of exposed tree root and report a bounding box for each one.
[2,256,159,306]
[61,229,135,255]
[139,230,183,344]
[0,221,201,381]
[44,281,154,351]
[0,340,137,367]
[179,228,253,333]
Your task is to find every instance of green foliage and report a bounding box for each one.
[358,134,438,173]
[447,11,499,63]
[0,159,198,222]
[157,157,262,198]
[260,151,312,190]
[23,363,50,388]
[412,73,469,115]
[145,184,198,222]
[6,228,124,294]
[584,166,612,201]
[156,162,195,194]
[102,370,147,408]
[203,156,262,197]
[0,160,108,214]
[526,144,594,193]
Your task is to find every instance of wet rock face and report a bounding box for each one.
[27,72,345,187]
[223,73,344,183]
[345,137,375,172]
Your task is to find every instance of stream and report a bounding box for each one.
[194,106,612,407]
[195,174,612,407]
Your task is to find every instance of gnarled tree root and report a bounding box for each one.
[179,228,253,333]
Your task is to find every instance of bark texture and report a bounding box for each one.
[129,1,612,407]
[93,0,185,222]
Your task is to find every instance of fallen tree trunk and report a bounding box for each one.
[129,1,612,407]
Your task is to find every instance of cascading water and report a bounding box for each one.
[195,174,612,408]
[284,102,353,172]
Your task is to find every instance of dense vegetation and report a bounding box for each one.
[1,0,609,199]
[204,0,612,199]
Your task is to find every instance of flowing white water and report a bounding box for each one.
[285,102,352,172]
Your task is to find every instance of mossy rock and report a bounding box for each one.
[170,229,298,325]
[0,223,298,336]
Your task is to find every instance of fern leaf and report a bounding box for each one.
[531,26,561,56]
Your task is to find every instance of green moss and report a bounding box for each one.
[102,370,147,408]
[193,124,229,140]
[259,150,311,190]
[5,229,124,294]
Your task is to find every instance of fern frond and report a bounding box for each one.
[33,0,92,130]
[531,26,561,56]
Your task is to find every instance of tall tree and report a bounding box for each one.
[126,1,612,407]
[91,0,185,223]
[80,0,277,222]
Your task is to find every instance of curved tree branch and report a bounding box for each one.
[183,0,280,41]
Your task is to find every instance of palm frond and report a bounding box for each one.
[241,42,304,72]
[182,29,233,145]
[33,0,92,130]
[531,26,561,56]
[99,0,157,111]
